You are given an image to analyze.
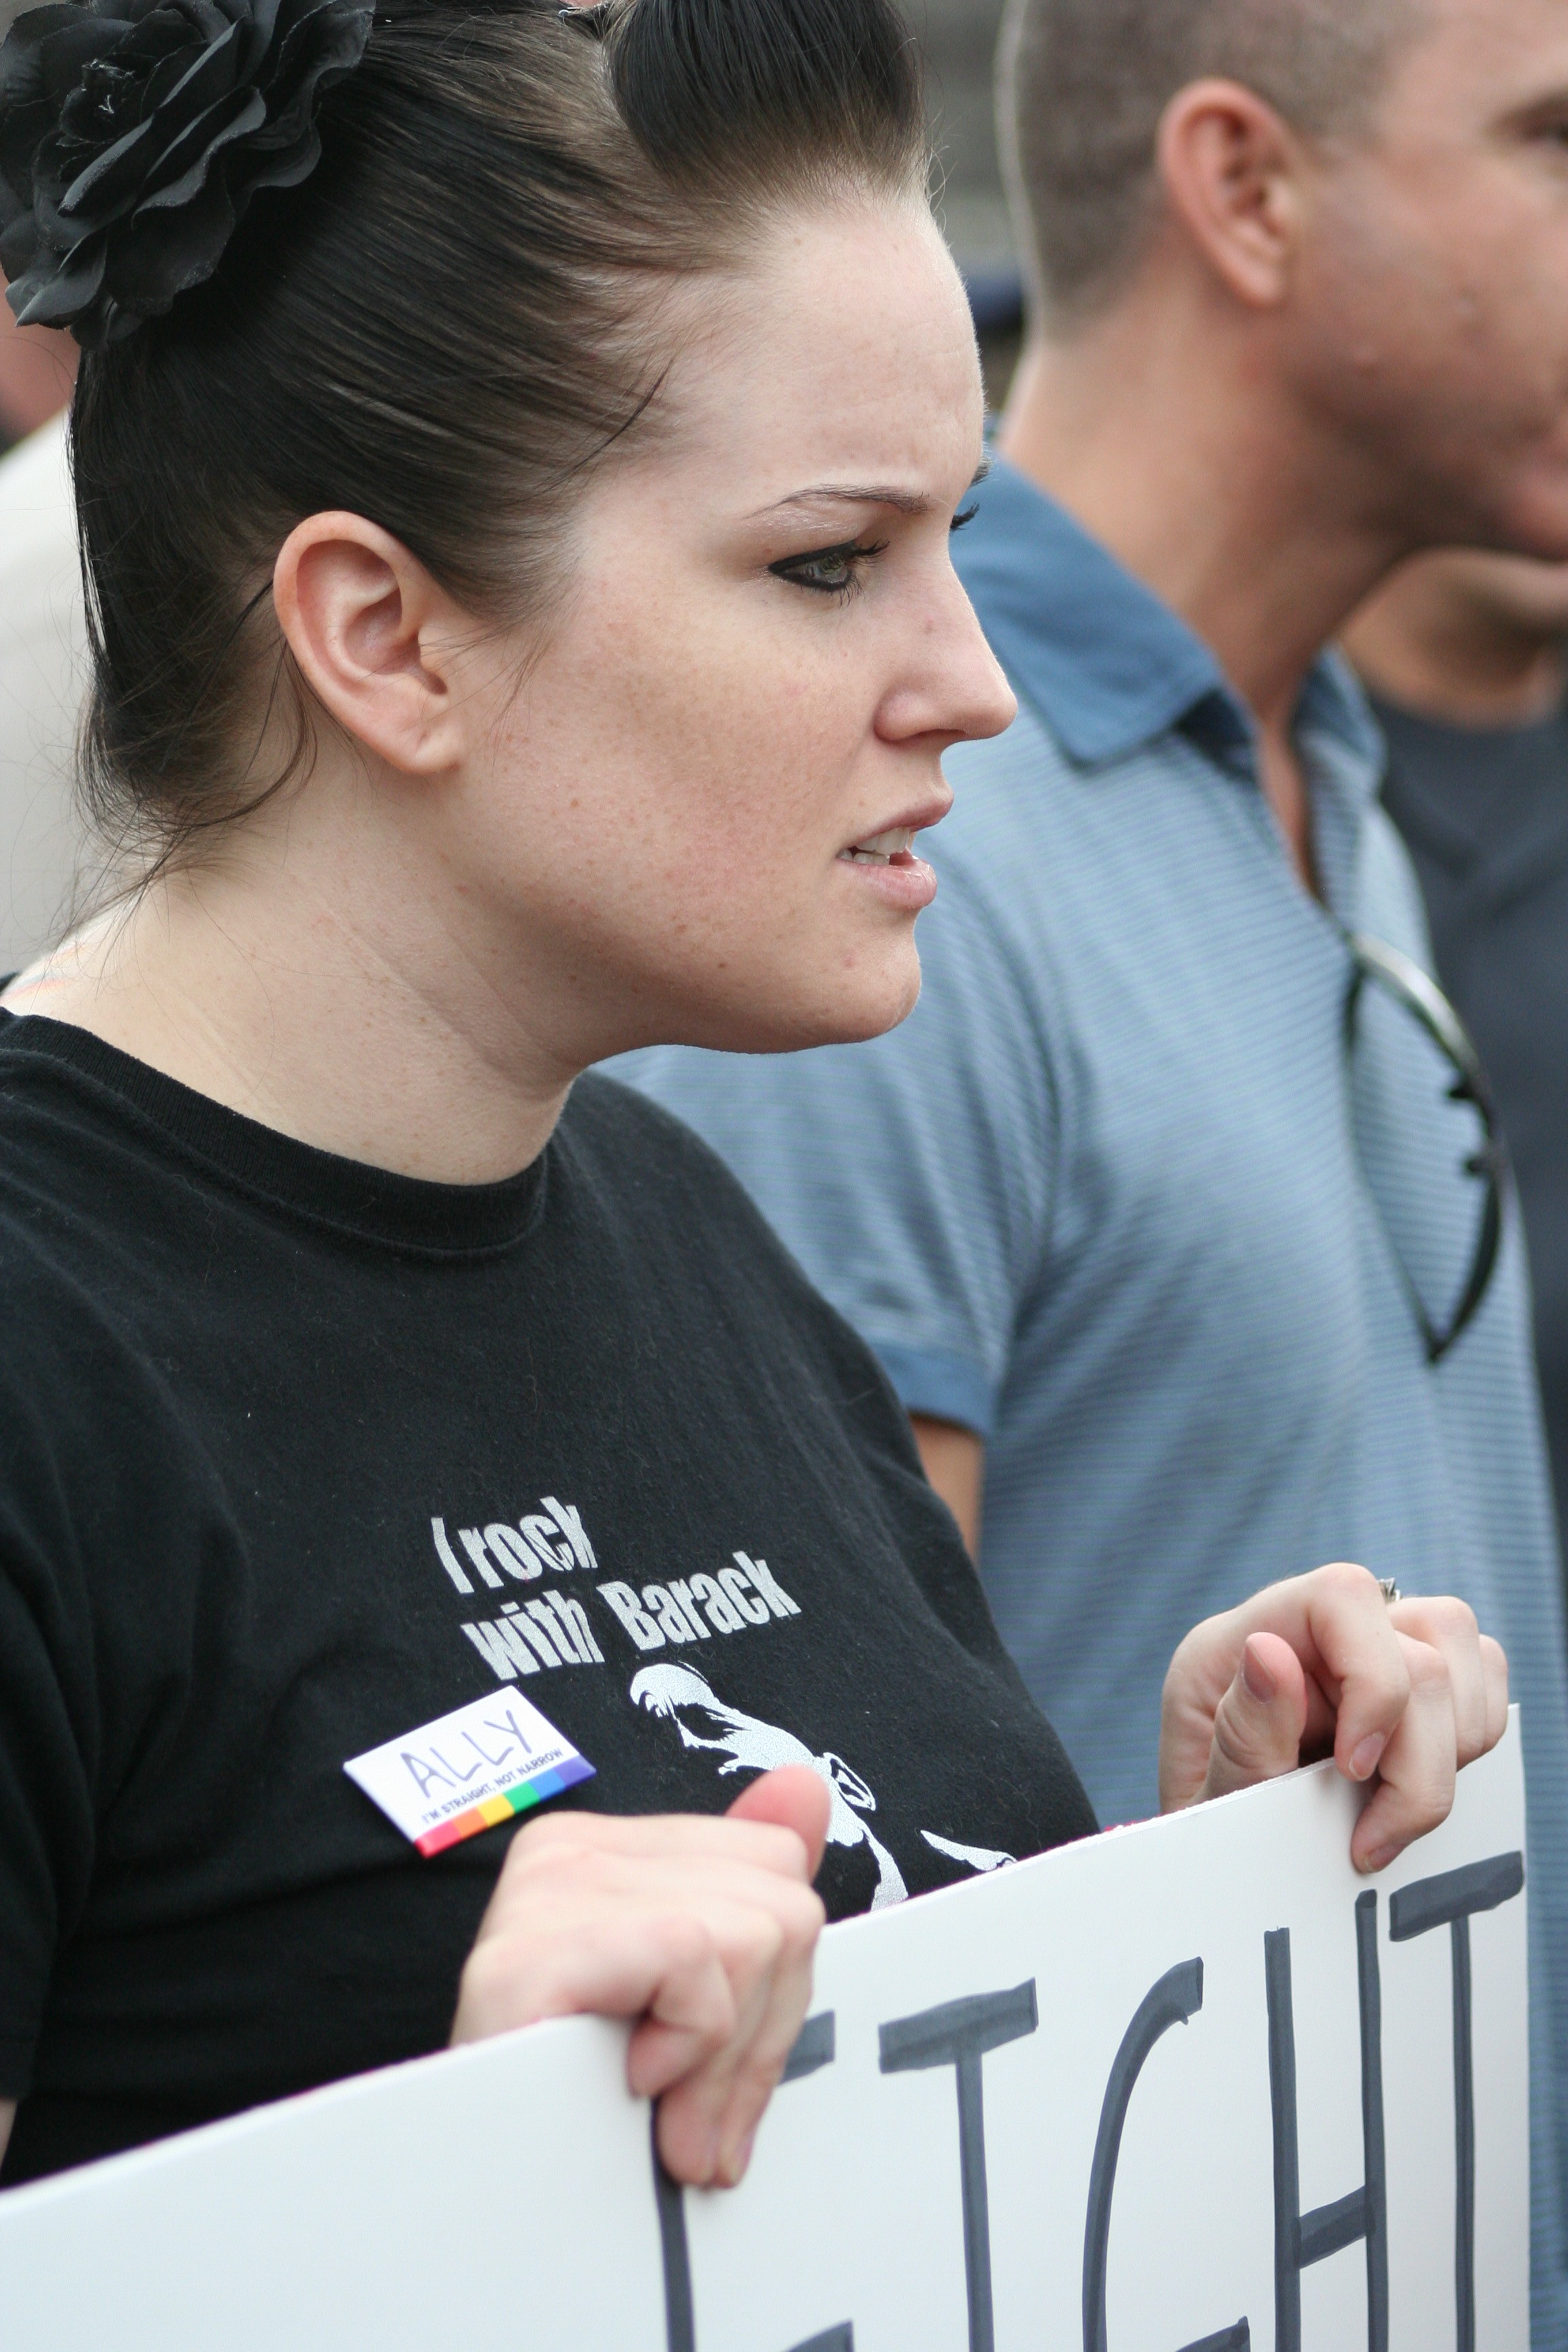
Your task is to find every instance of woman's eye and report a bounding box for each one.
[769,538,888,598]
[951,504,979,532]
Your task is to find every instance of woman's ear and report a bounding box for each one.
[1156,78,1306,310]
[272,512,474,776]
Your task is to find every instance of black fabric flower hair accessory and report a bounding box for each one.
[0,0,372,348]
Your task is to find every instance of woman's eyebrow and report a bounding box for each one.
[752,463,990,524]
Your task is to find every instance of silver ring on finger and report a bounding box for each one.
[1377,1577,1402,1606]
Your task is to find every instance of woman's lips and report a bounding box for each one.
[838,825,917,867]
[836,827,936,909]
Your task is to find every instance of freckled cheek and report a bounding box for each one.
[659,747,847,876]
[529,586,879,877]
[647,670,872,862]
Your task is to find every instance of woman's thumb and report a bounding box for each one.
[1201,1633,1310,1802]
[726,1765,832,1880]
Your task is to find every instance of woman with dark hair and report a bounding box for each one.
[0,0,1503,2200]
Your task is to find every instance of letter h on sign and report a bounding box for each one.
[1266,1893,1387,2352]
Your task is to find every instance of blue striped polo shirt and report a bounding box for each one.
[612,457,1568,2338]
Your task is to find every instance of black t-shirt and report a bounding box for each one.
[0,1011,1094,2185]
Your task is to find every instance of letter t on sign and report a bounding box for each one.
[879,1982,1038,2352]
[1389,1850,1524,2352]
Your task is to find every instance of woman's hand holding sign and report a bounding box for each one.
[1159,1561,1510,1871]
[452,1768,832,2189]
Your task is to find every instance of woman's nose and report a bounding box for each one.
[959,627,1019,745]
[877,578,1017,748]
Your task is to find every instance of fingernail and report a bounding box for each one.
[1358,1842,1396,1875]
[1350,1733,1386,1782]
[720,2130,755,2188]
[1242,1644,1277,1704]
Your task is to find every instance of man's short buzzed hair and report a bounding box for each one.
[998,0,1418,331]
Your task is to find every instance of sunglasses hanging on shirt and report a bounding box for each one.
[1341,930,1505,1366]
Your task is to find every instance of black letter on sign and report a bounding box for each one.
[653,2116,696,2352]
[1082,1958,1250,2352]
[653,2013,843,2352]
[782,2009,836,2083]
[879,1981,1039,2352]
[1389,1850,1525,2352]
[1266,1892,1388,2352]
[778,2014,856,2352]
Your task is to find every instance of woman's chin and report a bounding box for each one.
[611,937,924,1060]
[742,959,924,1054]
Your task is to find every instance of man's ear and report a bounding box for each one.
[272,512,474,776]
[1156,78,1307,309]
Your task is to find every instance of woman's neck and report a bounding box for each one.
[2,836,578,1184]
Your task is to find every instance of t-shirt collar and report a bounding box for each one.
[0,1008,550,1256]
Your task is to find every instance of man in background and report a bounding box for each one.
[1346,553,1568,1588]
[617,0,1568,2330]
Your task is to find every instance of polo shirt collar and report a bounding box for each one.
[958,455,1385,804]
[958,455,1228,764]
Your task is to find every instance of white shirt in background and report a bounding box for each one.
[0,414,87,972]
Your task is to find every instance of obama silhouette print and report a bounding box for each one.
[630,1663,1012,1911]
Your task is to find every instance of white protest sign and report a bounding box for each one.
[0,1713,1528,2351]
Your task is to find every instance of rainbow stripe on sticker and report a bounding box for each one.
[416,1754,596,1857]
[344,1689,595,1857]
